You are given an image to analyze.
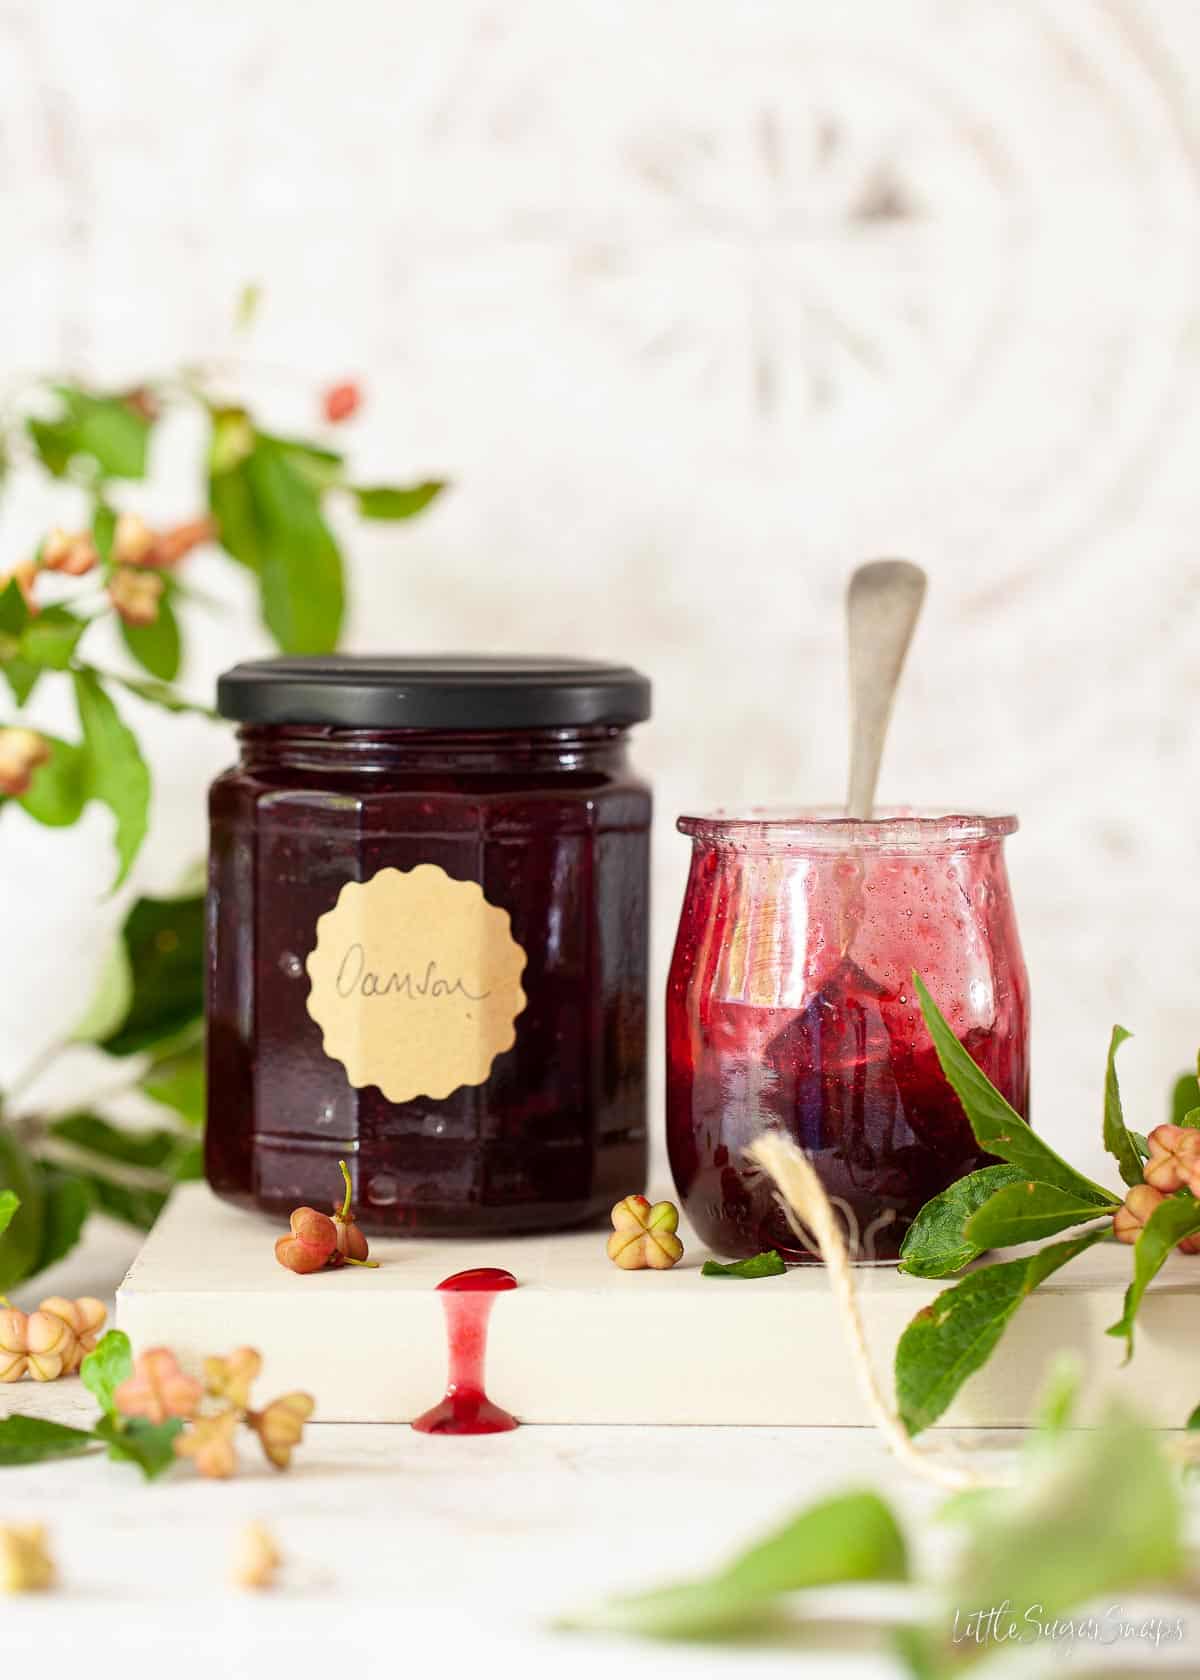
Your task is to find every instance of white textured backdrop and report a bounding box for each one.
[2,0,1199,1184]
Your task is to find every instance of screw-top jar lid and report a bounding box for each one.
[217,655,652,731]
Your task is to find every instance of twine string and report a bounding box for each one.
[747,1132,990,1492]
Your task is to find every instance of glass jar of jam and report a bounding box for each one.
[666,809,1029,1264]
[207,656,652,1235]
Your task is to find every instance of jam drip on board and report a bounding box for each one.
[412,1267,519,1435]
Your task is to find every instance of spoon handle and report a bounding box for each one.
[845,559,927,821]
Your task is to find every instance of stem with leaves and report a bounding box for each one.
[892,975,1200,1429]
[0,324,447,1289]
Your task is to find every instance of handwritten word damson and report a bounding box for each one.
[334,943,490,1003]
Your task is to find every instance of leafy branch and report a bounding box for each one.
[0,367,444,888]
[893,974,1200,1431]
[0,320,447,1288]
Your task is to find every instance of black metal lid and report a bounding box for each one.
[216,655,652,731]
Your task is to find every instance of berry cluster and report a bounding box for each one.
[1114,1123,1200,1249]
[113,1343,314,1479]
[274,1159,377,1274]
[0,1296,106,1383]
[1,511,213,630]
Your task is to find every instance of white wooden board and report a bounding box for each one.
[113,1184,1200,1427]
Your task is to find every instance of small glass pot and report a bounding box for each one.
[207,656,652,1236]
[666,810,1029,1263]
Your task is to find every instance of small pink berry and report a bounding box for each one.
[322,381,361,424]
[1113,1184,1166,1244]
[114,1348,203,1423]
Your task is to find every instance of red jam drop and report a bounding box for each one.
[412,1268,519,1435]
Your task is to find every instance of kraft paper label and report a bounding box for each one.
[305,865,528,1103]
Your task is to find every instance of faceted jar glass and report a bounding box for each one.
[666,810,1029,1264]
[207,721,651,1234]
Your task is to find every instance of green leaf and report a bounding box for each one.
[92,501,117,563]
[142,1045,205,1128]
[0,576,30,639]
[0,1131,45,1291]
[94,1414,181,1480]
[48,1113,199,1185]
[1182,1107,1200,1132]
[72,936,133,1046]
[20,605,87,671]
[78,1174,166,1231]
[1102,1025,1142,1188]
[963,1181,1111,1249]
[28,386,151,480]
[105,671,212,717]
[558,1490,907,1638]
[168,1140,203,1181]
[248,444,344,652]
[1131,1129,1152,1160]
[354,481,445,520]
[31,1170,92,1275]
[2,659,40,706]
[1170,1070,1200,1128]
[80,1328,133,1417]
[0,1414,99,1466]
[1187,1402,1200,1431]
[0,1190,18,1238]
[73,667,151,889]
[208,457,264,571]
[723,1489,908,1593]
[50,1112,189,1172]
[898,1165,1028,1278]
[120,593,181,682]
[933,1398,1182,1662]
[701,1250,787,1279]
[258,432,344,493]
[208,407,256,477]
[235,282,262,331]
[1106,1189,1200,1359]
[209,433,345,651]
[0,578,39,706]
[894,1226,1109,1436]
[26,418,74,478]
[18,734,88,827]
[98,892,204,1056]
[913,974,1118,1209]
[1030,1353,1082,1438]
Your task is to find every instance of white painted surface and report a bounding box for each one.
[0,1400,994,1680]
[1,2,1200,1187]
[5,1195,1200,1675]
[115,1182,1200,1427]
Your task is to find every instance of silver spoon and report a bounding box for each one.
[845,559,927,821]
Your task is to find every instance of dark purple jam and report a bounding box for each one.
[206,657,651,1236]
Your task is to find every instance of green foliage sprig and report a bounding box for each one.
[893,975,1200,1433]
[560,1365,1190,1678]
[0,1332,180,1479]
[0,318,445,1289]
[0,362,443,887]
[700,1249,788,1279]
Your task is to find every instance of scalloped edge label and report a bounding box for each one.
[305,865,527,1103]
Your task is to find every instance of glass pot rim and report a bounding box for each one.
[677,806,1018,853]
